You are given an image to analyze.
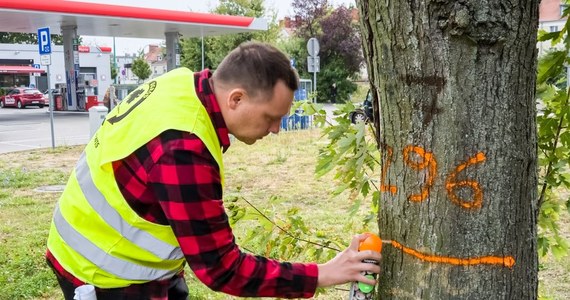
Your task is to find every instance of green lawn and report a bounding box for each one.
[0,128,568,299]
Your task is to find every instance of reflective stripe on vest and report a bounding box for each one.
[53,206,178,281]
[74,152,183,261]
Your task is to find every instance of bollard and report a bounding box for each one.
[88,105,108,139]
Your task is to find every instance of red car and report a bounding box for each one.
[0,87,45,108]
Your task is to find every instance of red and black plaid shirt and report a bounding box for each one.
[47,69,318,299]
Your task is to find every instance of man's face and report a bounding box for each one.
[227,80,293,145]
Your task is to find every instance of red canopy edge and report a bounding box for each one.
[0,0,256,27]
[0,66,46,74]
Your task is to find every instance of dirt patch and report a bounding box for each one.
[0,146,84,172]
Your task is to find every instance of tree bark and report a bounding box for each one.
[357,1,539,298]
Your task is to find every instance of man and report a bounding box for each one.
[102,85,118,111]
[46,42,381,299]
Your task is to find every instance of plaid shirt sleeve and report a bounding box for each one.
[147,130,318,298]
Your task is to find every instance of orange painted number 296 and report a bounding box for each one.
[381,145,486,210]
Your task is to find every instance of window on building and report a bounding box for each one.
[550,25,559,32]
[561,5,568,17]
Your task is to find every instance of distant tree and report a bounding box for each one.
[180,0,280,71]
[110,61,118,82]
[277,37,308,78]
[131,58,151,83]
[291,0,328,39]
[180,37,214,71]
[317,6,363,102]
[289,2,362,102]
[0,32,73,45]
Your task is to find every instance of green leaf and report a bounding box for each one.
[361,181,370,197]
[301,102,320,115]
[372,191,380,212]
[538,236,549,257]
[552,243,569,260]
[315,155,335,177]
[337,133,356,153]
[537,51,566,84]
[538,30,561,42]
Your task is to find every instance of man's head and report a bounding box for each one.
[211,42,299,145]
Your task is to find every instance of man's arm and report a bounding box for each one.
[147,132,318,298]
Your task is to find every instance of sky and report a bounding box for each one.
[79,0,356,55]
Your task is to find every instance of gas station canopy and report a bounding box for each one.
[0,0,269,111]
[0,0,268,38]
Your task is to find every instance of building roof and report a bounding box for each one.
[540,0,567,22]
[144,45,163,63]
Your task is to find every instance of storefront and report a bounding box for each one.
[0,44,111,102]
[0,63,44,88]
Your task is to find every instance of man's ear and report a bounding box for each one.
[227,88,247,110]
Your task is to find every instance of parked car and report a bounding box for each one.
[349,90,374,123]
[0,87,45,108]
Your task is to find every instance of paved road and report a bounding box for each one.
[0,107,90,154]
[0,104,338,154]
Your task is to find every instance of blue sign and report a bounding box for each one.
[38,27,51,55]
[32,64,41,69]
[294,88,307,101]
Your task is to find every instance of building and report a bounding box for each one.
[144,44,168,79]
[113,44,166,86]
[114,54,138,85]
[0,43,111,102]
[538,0,568,55]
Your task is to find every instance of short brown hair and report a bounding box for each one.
[213,42,299,99]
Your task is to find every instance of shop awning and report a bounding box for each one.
[0,66,45,74]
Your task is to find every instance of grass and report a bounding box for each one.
[0,128,568,299]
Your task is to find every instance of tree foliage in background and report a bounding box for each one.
[534,5,570,258]
[180,0,280,71]
[291,0,328,40]
[131,57,151,83]
[317,6,363,102]
[110,61,118,82]
[290,0,363,102]
[0,32,73,45]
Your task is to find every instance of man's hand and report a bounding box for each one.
[317,234,382,287]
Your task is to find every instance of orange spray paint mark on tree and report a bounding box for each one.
[390,240,515,268]
[403,146,437,202]
[380,145,398,195]
[445,152,486,209]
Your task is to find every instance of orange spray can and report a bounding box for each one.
[348,233,382,300]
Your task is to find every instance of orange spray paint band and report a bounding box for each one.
[389,240,515,268]
[363,233,515,268]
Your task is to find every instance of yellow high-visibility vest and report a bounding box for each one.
[47,68,224,288]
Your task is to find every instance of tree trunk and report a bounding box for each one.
[357,1,539,298]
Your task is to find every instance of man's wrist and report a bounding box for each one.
[316,263,332,287]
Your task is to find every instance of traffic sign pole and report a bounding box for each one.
[38,27,55,149]
[47,64,55,149]
[307,38,320,101]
